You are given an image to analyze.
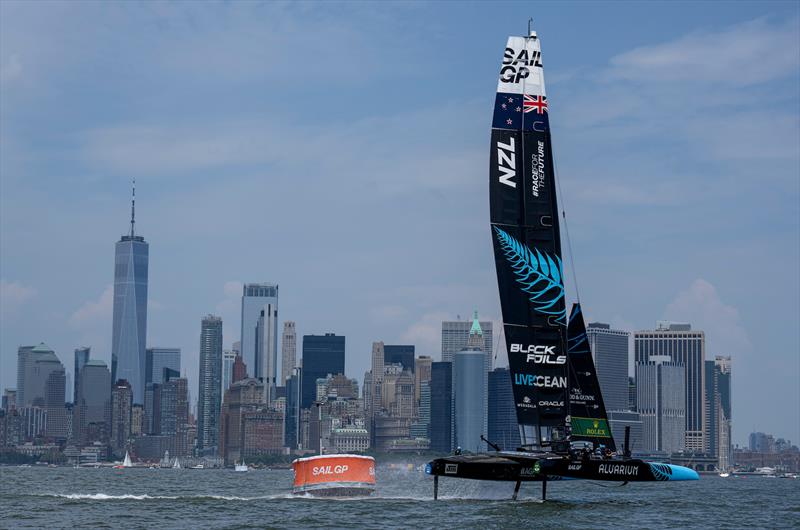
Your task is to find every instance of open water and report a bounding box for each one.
[1,464,798,529]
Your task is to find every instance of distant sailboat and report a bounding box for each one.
[114,451,133,469]
[234,460,248,472]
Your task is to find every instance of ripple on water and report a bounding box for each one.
[1,467,798,529]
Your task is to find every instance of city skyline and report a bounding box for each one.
[1,2,798,446]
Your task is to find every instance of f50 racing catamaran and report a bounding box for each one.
[425,25,698,500]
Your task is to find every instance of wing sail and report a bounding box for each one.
[490,33,568,430]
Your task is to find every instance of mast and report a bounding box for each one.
[130,178,136,237]
[489,28,568,447]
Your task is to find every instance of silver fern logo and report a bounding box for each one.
[493,225,565,323]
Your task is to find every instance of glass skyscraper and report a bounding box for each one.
[488,367,520,450]
[145,347,181,386]
[384,345,415,373]
[430,362,453,453]
[111,185,148,403]
[454,350,486,453]
[635,322,705,452]
[705,356,732,469]
[587,323,630,412]
[240,283,278,380]
[73,347,90,404]
[300,334,345,409]
[197,315,223,454]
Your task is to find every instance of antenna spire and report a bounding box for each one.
[130,178,136,237]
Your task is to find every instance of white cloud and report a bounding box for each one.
[608,18,800,86]
[69,284,113,327]
[663,278,752,356]
[370,305,408,323]
[400,312,449,359]
[0,279,36,311]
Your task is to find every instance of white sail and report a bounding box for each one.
[123,451,132,468]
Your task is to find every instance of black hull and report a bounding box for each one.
[426,451,699,482]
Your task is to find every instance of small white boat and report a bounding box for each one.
[719,472,730,478]
[234,460,248,472]
[173,458,181,469]
[114,451,133,469]
[191,463,204,469]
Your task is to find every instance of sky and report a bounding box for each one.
[1,1,798,447]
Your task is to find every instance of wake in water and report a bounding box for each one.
[37,491,545,503]
[37,493,296,501]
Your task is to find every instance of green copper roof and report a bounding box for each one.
[84,359,108,367]
[469,309,483,336]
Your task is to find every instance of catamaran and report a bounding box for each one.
[425,24,698,500]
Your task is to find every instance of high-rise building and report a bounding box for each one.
[443,312,491,442]
[145,347,181,386]
[44,361,67,440]
[748,432,775,453]
[430,362,453,453]
[131,404,144,436]
[380,365,414,419]
[2,389,17,412]
[628,376,637,411]
[441,313,493,366]
[219,378,266,464]
[367,341,384,437]
[15,346,35,406]
[636,356,685,454]
[74,360,111,444]
[73,347,90,404]
[587,323,630,412]
[232,354,247,384]
[410,381,432,439]
[284,368,302,451]
[300,334,345,409]
[705,356,732,469]
[222,350,237,399]
[415,356,432,404]
[281,321,297,385]
[160,376,190,456]
[608,410,643,453]
[488,367,520,450]
[384,345,415,373]
[635,322,705,452]
[454,350,486,453]
[111,379,132,456]
[255,305,279,403]
[197,315,223,454]
[17,343,60,408]
[240,283,278,380]
[241,409,284,457]
[111,183,149,404]
[144,383,162,434]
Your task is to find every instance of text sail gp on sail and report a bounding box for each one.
[490,28,568,448]
[425,26,698,499]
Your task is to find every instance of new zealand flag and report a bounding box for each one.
[492,92,550,132]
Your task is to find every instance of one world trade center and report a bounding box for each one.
[111,181,149,404]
